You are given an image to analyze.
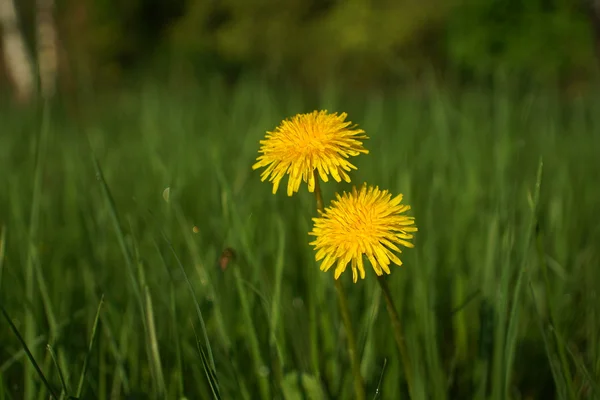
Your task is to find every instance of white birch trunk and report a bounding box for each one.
[0,0,35,103]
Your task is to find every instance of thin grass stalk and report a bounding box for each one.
[269,216,286,392]
[535,227,576,399]
[0,226,5,294]
[24,101,50,399]
[313,173,365,400]
[46,344,69,398]
[75,295,104,398]
[232,265,271,400]
[504,158,544,397]
[376,275,415,398]
[0,305,58,400]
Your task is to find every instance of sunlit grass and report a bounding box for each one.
[0,77,599,399]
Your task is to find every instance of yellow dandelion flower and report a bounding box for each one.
[309,183,417,283]
[252,110,369,196]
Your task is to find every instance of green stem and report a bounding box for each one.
[233,267,271,400]
[334,279,366,399]
[377,275,415,399]
[536,228,576,399]
[314,173,365,400]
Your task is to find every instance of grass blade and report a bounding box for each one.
[0,309,86,374]
[0,304,58,400]
[0,226,5,294]
[87,146,155,388]
[153,239,185,396]
[191,321,221,400]
[269,216,286,384]
[127,216,167,397]
[88,150,143,311]
[564,339,600,397]
[104,302,133,397]
[144,285,167,397]
[47,344,70,398]
[535,226,576,399]
[159,229,217,373]
[372,358,387,400]
[232,264,271,400]
[162,211,252,399]
[24,102,50,400]
[75,294,104,398]
[504,158,544,397]
[527,283,564,395]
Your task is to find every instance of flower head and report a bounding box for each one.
[252,110,368,196]
[309,183,417,283]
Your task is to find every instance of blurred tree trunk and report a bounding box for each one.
[0,0,35,103]
[36,0,57,98]
[588,0,600,65]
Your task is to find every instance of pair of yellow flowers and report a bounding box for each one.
[252,110,417,283]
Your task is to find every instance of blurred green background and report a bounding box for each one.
[1,1,600,400]
[2,0,600,92]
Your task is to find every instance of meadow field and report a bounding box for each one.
[0,77,599,399]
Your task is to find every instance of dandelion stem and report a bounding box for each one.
[314,172,366,400]
[315,184,324,213]
[377,275,414,398]
[334,279,366,399]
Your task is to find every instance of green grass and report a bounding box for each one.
[0,76,599,399]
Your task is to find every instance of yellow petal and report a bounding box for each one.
[357,254,366,280]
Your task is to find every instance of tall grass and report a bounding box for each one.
[0,76,599,399]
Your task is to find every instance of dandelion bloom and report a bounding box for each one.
[309,184,417,283]
[252,110,368,196]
